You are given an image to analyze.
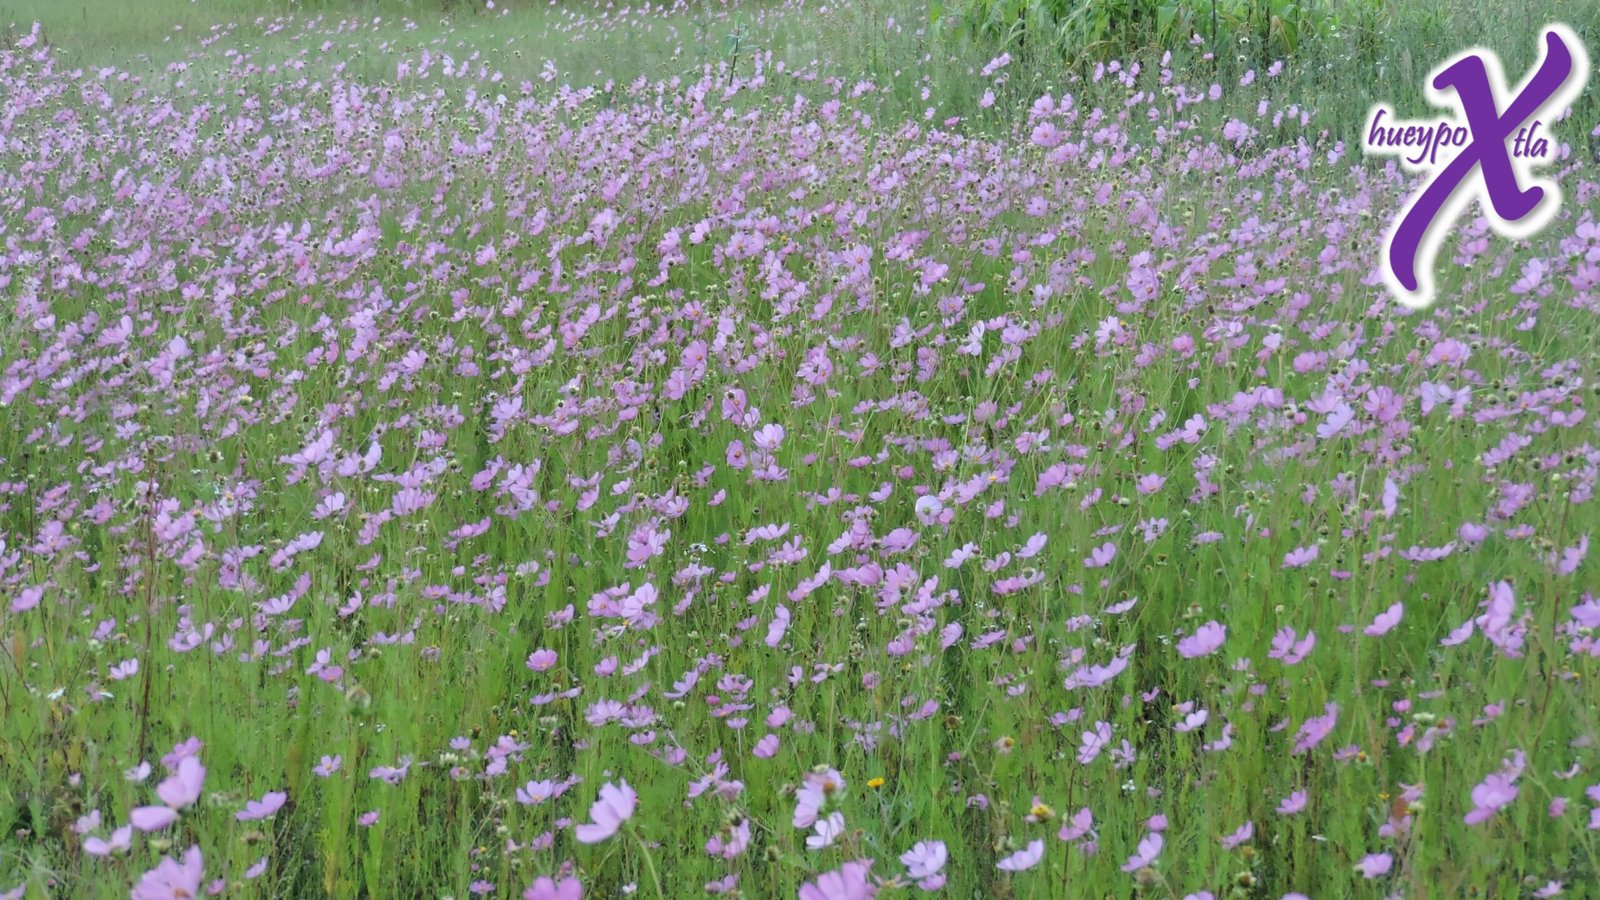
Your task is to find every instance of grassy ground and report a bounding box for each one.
[7,0,1599,134]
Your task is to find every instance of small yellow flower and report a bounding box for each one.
[1030,802,1055,820]
[867,777,885,790]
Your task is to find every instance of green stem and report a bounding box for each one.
[633,827,666,900]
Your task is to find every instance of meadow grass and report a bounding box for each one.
[1,2,1599,899]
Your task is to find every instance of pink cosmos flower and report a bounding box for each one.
[1278,791,1308,815]
[1057,807,1093,842]
[83,826,133,856]
[900,840,948,882]
[524,876,583,900]
[1355,852,1392,878]
[1176,622,1225,658]
[1121,832,1163,871]
[798,860,876,900]
[1464,773,1518,825]
[1364,602,1404,637]
[1219,820,1253,849]
[156,756,205,810]
[574,780,637,844]
[996,839,1044,872]
[130,806,180,833]
[1083,542,1116,568]
[131,846,203,900]
[237,791,287,822]
[752,423,786,452]
[793,769,845,828]
[806,812,847,851]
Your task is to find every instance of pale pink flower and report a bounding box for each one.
[574,780,637,844]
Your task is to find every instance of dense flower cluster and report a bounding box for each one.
[1,6,1599,898]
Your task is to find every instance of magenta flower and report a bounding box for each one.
[574,780,637,844]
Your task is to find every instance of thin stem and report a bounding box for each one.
[632,826,666,900]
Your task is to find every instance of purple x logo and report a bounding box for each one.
[1367,25,1589,308]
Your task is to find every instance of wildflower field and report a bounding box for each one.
[2,1,1600,898]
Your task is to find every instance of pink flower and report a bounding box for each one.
[1364,602,1404,637]
[996,839,1044,872]
[1121,832,1163,871]
[130,806,179,832]
[1083,542,1116,568]
[1136,474,1167,494]
[237,791,287,822]
[526,649,558,672]
[752,423,786,452]
[1355,852,1392,878]
[1057,807,1093,842]
[524,876,583,900]
[793,769,845,828]
[1177,621,1225,658]
[131,846,203,900]
[1282,545,1319,568]
[156,756,205,810]
[1277,791,1308,815]
[798,860,876,900]
[1219,820,1253,849]
[1464,773,1518,825]
[1291,704,1339,754]
[574,780,637,844]
[82,826,132,856]
[900,840,948,881]
[806,812,847,851]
